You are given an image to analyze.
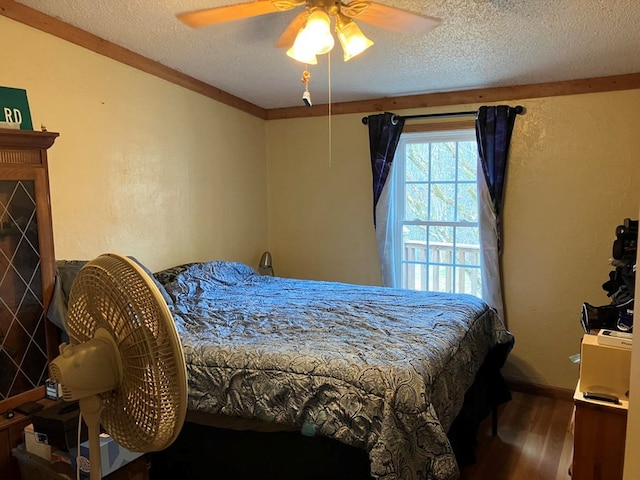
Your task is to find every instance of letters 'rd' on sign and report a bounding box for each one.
[0,86,33,130]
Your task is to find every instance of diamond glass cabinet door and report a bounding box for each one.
[0,179,47,398]
[0,130,58,403]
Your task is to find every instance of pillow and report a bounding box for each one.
[47,257,175,334]
[47,260,88,333]
[127,256,175,307]
[56,260,88,302]
[203,261,260,285]
[153,263,197,286]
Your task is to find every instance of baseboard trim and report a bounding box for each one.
[508,380,574,401]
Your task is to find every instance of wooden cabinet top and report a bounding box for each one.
[0,129,59,150]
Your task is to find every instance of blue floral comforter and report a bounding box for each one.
[157,261,513,480]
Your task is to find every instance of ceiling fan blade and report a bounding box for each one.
[276,12,307,48]
[177,0,282,28]
[346,2,441,34]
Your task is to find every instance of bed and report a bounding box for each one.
[151,260,514,480]
[50,259,513,480]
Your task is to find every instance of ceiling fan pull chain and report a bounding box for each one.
[328,51,332,168]
[301,68,311,86]
[301,68,312,107]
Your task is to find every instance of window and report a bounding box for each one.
[392,127,481,297]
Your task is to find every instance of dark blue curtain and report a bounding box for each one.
[367,112,405,227]
[476,106,519,251]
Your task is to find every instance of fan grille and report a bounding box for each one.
[66,254,187,452]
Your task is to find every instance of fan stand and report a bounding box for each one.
[49,254,188,480]
[79,395,104,480]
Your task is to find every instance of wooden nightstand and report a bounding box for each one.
[572,382,628,480]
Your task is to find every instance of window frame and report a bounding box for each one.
[392,120,482,295]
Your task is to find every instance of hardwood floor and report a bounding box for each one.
[459,391,575,480]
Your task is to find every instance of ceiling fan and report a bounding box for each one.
[177,0,441,63]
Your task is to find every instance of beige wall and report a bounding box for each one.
[266,90,640,390]
[0,17,268,272]
[266,113,382,284]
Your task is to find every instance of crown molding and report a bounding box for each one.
[266,72,640,120]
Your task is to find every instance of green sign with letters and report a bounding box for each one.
[0,86,33,130]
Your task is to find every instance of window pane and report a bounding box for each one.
[456,226,479,248]
[431,142,456,181]
[402,225,427,262]
[455,266,482,296]
[405,144,429,182]
[404,262,427,291]
[455,246,480,267]
[429,183,455,221]
[457,225,479,243]
[430,264,453,292]
[428,225,453,263]
[405,183,428,220]
[458,141,478,181]
[456,229,481,294]
[457,183,478,222]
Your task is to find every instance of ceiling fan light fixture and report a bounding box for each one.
[286,31,319,64]
[336,18,374,61]
[296,9,335,55]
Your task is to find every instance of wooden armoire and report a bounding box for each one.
[0,128,58,479]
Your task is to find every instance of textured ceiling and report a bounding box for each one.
[15,0,640,109]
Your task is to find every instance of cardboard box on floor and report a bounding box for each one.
[69,433,142,477]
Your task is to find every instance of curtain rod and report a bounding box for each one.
[361,105,525,125]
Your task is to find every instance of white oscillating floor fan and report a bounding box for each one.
[49,253,187,480]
